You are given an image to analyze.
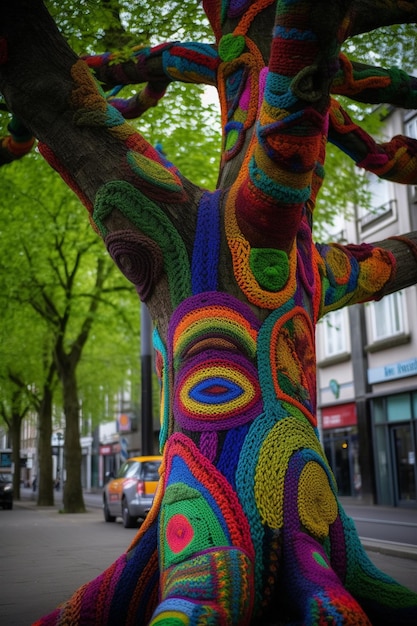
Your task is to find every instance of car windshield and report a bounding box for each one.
[0,473,12,482]
[142,461,161,480]
[117,461,140,478]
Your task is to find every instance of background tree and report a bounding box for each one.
[0,372,31,500]
[0,272,52,501]
[1,1,417,625]
[0,156,143,511]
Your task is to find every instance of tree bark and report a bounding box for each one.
[10,410,23,500]
[37,381,55,506]
[58,357,85,513]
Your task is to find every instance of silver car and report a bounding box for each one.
[103,456,162,528]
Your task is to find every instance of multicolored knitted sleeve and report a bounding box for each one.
[224,0,335,253]
[315,240,397,318]
[332,53,417,108]
[329,98,417,184]
[38,57,190,218]
[328,54,417,183]
[83,42,220,119]
[0,114,34,164]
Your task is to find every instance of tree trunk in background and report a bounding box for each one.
[37,383,54,506]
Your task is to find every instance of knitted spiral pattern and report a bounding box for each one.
[105,230,164,301]
[93,180,192,308]
[33,1,417,625]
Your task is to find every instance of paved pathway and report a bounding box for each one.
[1,490,415,624]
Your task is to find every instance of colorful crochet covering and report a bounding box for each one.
[0,114,34,164]
[31,1,417,625]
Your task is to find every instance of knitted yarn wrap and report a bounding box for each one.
[32,1,417,625]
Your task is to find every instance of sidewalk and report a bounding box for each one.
[360,536,417,560]
[11,489,417,598]
[18,488,417,560]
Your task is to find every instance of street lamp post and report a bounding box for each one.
[56,432,63,491]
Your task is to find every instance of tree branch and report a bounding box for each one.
[376,232,417,296]
[349,0,417,36]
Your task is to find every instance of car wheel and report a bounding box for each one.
[121,497,136,528]
[103,496,116,522]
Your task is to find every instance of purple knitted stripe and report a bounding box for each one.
[329,511,348,581]
[191,190,222,294]
[228,0,253,19]
[199,431,218,462]
[78,571,108,622]
[100,554,128,624]
[296,221,316,297]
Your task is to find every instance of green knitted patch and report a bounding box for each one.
[225,128,239,151]
[161,483,228,568]
[127,151,183,193]
[219,33,246,62]
[249,248,289,292]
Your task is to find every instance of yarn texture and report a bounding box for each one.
[30,1,417,625]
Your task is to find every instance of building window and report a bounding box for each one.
[405,115,417,140]
[322,309,348,358]
[358,173,396,235]
[369,291,405,341]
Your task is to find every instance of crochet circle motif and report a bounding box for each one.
[166,513,194,554]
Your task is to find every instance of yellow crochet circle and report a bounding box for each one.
[326,246,351,285]
[179,365,256,416]
[255,417,326,528]
[298,461,338,540]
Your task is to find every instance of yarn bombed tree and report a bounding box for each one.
[1,0,417,624]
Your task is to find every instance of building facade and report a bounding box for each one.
[317,106,417,508]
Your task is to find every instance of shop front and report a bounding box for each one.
[371,391,417,507]
[321,403,362,497]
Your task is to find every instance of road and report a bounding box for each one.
[0,491,416,625]
[340,498,417,546]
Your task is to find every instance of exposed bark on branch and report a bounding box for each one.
[377,231,417,295]
[349,0,417,36]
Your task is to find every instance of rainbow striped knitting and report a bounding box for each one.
[31,1,417,625]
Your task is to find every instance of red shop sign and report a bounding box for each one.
[321,403,357,429]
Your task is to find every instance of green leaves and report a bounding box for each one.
[0,153,141,426]
[45,0,212,54]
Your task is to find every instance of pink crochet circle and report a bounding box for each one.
[166,513,194,554]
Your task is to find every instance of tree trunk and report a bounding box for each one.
[60,362,85,513]
[10,413,22,499]
[37,382,55,506]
